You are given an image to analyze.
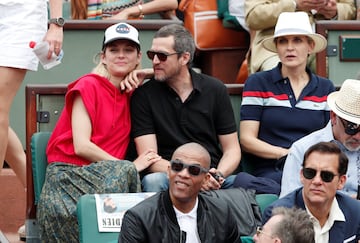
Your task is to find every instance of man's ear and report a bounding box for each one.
[300,168,305,185]
[202,173,211,185]
[181,52,191,66]
[167,165,171,178]
[274,237,282,243]
[337,174,347,190]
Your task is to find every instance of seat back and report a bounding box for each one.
[25,132,51,242]
[77,194,120,243]
[255,194,279,214]
[240,194,279,243]
[31,132,51,205]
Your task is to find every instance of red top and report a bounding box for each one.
[46,73,131,166]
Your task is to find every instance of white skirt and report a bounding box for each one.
[0,0,47,71]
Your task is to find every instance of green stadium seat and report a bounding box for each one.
[240,194,278,243]
[31,132,51,205]
[77,194,119,243]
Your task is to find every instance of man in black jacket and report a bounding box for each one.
[118,142,242,243]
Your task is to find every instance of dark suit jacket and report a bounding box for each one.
[263,188,360,243]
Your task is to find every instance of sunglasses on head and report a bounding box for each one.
[146,50,180,62]
[302,167,338,183]
[339,117,360,136]
[170,159,208,176]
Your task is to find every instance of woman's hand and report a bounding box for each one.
[133,149,161,172]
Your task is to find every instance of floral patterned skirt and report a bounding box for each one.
[37,160,140,242]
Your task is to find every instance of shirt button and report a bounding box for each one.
[289,95,293,99]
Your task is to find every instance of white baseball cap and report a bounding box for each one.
[103,23,140,49]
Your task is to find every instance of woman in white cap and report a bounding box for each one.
[37,22,161,242]
[234,12,335,195]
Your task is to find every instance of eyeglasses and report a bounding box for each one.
[170,159,208,176]
[302,167,338,183]
[256,226,273,238]
[339,117,360,136]
[146,50,180,62]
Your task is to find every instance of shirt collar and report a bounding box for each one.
[270,63,318,88]
[306,197,345,229]
[189,68,203,93]
[173,197,198,219]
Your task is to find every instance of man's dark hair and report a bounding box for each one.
[154,24,195,66]
[302,141,348,175]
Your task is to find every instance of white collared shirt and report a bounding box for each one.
[173,197,200,243]
[306,198,345,243]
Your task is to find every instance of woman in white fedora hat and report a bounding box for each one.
[234,12,335,195]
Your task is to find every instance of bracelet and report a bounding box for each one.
[137,4,145,19]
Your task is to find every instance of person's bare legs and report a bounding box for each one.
[0,66,27,239]
[0,67,26,178]
[6,126,26,187]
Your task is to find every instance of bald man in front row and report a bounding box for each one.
[119,142,242,243]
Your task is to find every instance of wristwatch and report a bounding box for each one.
[49,17,65,27]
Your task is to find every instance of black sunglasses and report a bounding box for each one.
[170,159,208,176]
[339,117,360,136]
[146,50,180,62]
[302,167,338,183]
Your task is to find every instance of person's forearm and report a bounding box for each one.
[48,0,63,18]
[73,140,118,162]
[139,0,178,15]
[120,0,178,19]
[216,150,241,178]
[148,158,170,173]
[241,137,288,160]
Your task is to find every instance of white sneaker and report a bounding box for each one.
[18,224,26,241]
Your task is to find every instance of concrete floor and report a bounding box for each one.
[0,168,25,243]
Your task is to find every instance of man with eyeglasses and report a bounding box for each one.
[281,79,360,198]
[263,142,360,243]
[118,142,242,243]
[128,23,241,192]
[254,207,314,243]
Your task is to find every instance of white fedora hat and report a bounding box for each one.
[262,12,327,53]
[327,79,360,124]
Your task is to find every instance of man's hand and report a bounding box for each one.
[201,168,225,191]
[296,0,328,12]
[120,68,153,92]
